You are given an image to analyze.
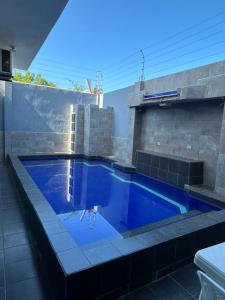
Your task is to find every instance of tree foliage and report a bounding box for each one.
[67,79,86,92]
[13,71,57,88]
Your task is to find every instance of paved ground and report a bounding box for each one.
[118,263,200,300]
[0,162,201,300]
[0,163,53,300]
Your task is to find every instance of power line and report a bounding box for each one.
[29,66,89,80]
[104,38,225,82]
[104,50,225,91]
[104,19,225,77]
[33,61,95,77]
[35,57,96,73]
[103,10,225,72]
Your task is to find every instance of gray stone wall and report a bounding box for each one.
[4,82,96,156]
[140,103,223,187]
[143,60,225,93]
[215,107,225,194]
[9,132,70,154]
[84,105,113,156]
[112,137,130,164]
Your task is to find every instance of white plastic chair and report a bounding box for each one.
[197,270,225,300]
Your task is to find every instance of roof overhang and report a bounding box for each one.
[0,0,68,70]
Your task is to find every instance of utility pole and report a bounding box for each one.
[96,70,103,94]
[140,49,145,82]
[95,71,103,107]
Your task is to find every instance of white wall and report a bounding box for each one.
[103,85,134,138]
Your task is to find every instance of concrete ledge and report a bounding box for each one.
[185,184,225,208]
[113,162,136,173]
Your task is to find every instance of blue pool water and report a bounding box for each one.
[22,158,219,245]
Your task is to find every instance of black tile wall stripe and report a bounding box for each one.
[135,151,203,188]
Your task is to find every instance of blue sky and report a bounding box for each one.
[26,0,225,91]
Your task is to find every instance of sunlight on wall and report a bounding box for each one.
[67,104,74,153]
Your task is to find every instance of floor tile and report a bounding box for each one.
[2,201,20,210]
[0,251,4,270]
[3,221,26,236]
[149,276,194,300]
[170,263,201,299]
[123,286,154,300]
[6,277,47,300]
[5,259,38,285]
[0,267,4,288]
[4,232,29,249]
[4,244,33,265]
[0,287,5,300]
[2,209,23,225]
[0,237,3,250]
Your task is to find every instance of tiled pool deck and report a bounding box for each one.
[1,158,224,299]
[0,163,54,300]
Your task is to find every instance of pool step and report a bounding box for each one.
[123,209,202,238]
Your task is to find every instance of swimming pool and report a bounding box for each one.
[21,158,219,246]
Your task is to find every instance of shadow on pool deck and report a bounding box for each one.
[0,162,201,300]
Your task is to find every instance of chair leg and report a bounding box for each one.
[197,270,225,300]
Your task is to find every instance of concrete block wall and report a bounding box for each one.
[215,107,225,194]
[4,82,96,156]
[84,105,113,156]
[112,137,130,164]
[139,103,223,187]
[103,86,134,163]
[103,60,225,188]
[143,60,225,94]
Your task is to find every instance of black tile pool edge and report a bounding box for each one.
[7,154,225,300]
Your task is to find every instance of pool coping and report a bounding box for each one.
[8,153,225,300]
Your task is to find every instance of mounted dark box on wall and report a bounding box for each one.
[0,49,12,81]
